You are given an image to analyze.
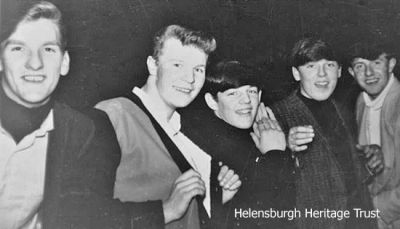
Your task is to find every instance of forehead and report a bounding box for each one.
[224,85,258,91]
[159,38,207,63]
[302,58,337,65]
[4,18,61,47]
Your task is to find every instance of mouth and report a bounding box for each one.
[235,108,252,115]
[314,81,329,88]
[173,86,193,94]
[365,78,379,85]
[22,75,46,83]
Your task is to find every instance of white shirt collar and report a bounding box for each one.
[133,87,181,135]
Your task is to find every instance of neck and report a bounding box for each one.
[142,76,175,121]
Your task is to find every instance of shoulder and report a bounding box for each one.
[53,101,95,134]
[95,97,147,125]
[96,97,136,114]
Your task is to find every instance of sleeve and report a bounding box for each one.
[373,113,400,224]
[58,108,165,229]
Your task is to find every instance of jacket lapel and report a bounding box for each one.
[41,102,71,228]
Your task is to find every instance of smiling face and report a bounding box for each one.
[148,38,207,111]
[348,54,395,99]
[0,18,70,108]
[206,85,260,129]
[293,59,341,101]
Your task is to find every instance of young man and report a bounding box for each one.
[181,60,295,229]
[270,38,376,229]
[0,2,203,228]
[96,25,241,229]
[348,42,400,229]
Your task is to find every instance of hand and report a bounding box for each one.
[356,144,384,175]
[287,125,314,152]
[163,169,206,224]
[218,163,241,204]
[250,103,286,154]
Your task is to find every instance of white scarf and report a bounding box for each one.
[361,74,395,145]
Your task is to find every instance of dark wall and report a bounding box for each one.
[2,0,400,108]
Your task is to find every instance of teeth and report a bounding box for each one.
[365,78,378,84]
[236,109,251,115]
[315,82,328,86]
[174,86,191,93]
[23,75,45,82]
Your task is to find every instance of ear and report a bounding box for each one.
[338,66,342,78]
[0,59,3,72]
[292,67,301,81]
[389,57,397,73]
[146,56,158,76]
[348,67,355,77]
[258,89,262,102]
[60,51,70,76]
[204,93,218,111]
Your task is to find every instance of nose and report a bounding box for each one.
[25,50,43,70]
[240,92,251,104]
[182,68,195,83]
[366,64,373,77]
[318,65,327,77]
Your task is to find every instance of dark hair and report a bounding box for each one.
[291,37,338,68]
[347,41,396,65]
[1,1,66,51]
[205,60,260,97]
[152,24,216,61]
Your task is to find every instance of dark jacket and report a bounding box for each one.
[40,102,165,229]
[271,90,376,229]
[181,103,296,229]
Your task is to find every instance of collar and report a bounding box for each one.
[133,87,181,135]
[363,74,395,109]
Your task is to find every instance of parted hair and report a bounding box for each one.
[1,1,66,51]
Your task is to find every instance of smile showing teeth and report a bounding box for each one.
[315,82,328,87]
[365,78,379,84]
[22,75,45,83]
[236,108,252,115]
[174,86,192,93]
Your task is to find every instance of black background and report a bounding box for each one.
[2,0,400,109]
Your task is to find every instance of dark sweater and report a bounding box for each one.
[298,91,357,195]
[181,103,296,229]
[0,85,52,143]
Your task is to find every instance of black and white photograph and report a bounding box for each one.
[1,0,399,228]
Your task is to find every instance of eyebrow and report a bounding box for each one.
[4,39,61,48]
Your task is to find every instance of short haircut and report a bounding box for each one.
[347,41,396,65]
[291,37,338,68]
[205,60,260,97]
[1,1,66,51]
[152,24,216,61]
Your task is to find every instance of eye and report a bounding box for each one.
[306,63,315,69]
[326,62,337,68]
[43,46,60,53]
[374,60,383,65]
[194,67,205,74]
[10,46,23,52]
[354,63,365,71]
[173,63,182,68]
[227,91,240,96]
[248,88,258,94]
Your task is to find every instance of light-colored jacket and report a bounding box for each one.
[356,77,400,227]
